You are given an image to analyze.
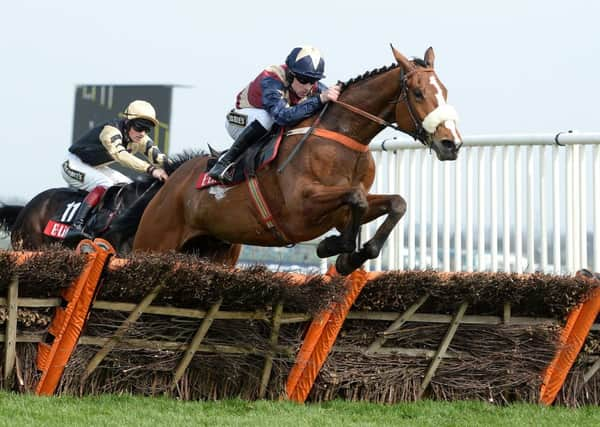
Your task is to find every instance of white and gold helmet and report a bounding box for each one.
[123,100,159,127]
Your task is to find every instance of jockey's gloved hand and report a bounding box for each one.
[149,167,168,181]
[320,84,342,103]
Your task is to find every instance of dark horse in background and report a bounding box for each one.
[131,45,463,275]
[0,173,166,254]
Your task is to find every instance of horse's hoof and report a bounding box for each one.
[316,242,331,258]
[317,236,356,258]
[362,241,380,259]
[317,237,338,258]
[335,253,356,276]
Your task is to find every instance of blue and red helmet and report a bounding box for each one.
[285,46,325,80]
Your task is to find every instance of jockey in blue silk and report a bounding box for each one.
[207,45,341,184]
[60,100,169,246]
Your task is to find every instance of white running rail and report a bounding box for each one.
[324,131,600,274]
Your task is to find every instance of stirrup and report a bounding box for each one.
[208,162,235,184]
[207,161,228,179]
[218,163,235,183]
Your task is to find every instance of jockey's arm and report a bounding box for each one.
[261,77,324,127]
[99,125,163,175]
[138,139,168,168]
[134,139,169,181]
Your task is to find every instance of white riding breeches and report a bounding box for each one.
[225,108,274,139]
[61,153,132,191]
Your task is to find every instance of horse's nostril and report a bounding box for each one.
[441,139,455,149]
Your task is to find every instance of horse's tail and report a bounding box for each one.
[0,203,24,234]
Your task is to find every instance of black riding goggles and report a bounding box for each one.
[293,74,319,85]
[130,119,155,133]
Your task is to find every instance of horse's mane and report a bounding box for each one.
[341,57,428,91]
[343,63,398,89]
[164,149,207,175]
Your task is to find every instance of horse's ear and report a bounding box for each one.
[424,47,435,68]
[207,143,223,158]
[390,43,412,71]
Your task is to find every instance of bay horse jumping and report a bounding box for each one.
[133,46,462,275]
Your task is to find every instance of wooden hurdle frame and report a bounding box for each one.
[2,244,600,404]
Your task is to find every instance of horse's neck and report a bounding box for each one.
[324,69,400,142]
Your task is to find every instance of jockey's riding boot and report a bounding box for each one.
[207,120,268,184]
[62,186,107,248]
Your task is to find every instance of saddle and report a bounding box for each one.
[43,184,128,240]
[86,184,128,233]
[197,128,284,189]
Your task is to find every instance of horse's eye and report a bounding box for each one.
[413,89,424,100]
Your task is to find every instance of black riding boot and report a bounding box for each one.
[62,201,95,248]
[207,120,268,184]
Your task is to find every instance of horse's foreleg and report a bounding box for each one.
[302,185,368,258]
[335,194,406,275]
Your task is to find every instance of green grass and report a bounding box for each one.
[1,392,599,427]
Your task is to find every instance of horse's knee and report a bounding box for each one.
[391,195,407,218]
[344,190,368,211]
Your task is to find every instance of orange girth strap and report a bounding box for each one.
[287,127,369,153]
[246,176,291,244]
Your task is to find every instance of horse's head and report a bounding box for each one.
[392,45,462,161]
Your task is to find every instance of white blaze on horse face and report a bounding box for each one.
[422,75,461,141]
[429,75,446,106]
[443,119,461,142]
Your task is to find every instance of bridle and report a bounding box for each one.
[395,67,436,145]
[279,65,458,172]
[332,66,437,147]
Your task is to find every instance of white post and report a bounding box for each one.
[397,150,405,270]
[526,145,535,273]
[374,151,383,272]
[491,147,499,271]
[387,152,396,270]
[454,161,462,271]
[466,149,474,272]
[579,146,588,270]
[552,145,562,274]
[443,162,451,272]
[420,152,428,269]
[431,161,439,270]
[572,145,581,271]
[540,146,548,272]
[503,146,511,272]
[515,147,523,273]
[478,147,486,271]
[595,145,600,272]
[566,146,574,273]
[408,150,417,269]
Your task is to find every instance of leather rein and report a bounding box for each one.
[333,67,436,145]
[278,67,434,172]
